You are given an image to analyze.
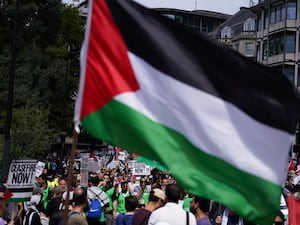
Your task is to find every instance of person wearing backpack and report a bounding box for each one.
[23,193,43,225]
[87,175,109,225]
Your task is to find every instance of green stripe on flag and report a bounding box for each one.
[82,99,281,225]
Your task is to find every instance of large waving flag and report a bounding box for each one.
[74,0,300,224]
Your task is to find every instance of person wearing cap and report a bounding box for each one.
[132,188,165,225]
[148,184,196,225]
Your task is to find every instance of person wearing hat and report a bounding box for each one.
[132,188,165,225]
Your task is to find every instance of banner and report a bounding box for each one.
[7,159,37,202]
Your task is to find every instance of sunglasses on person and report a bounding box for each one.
[273,221,284,225]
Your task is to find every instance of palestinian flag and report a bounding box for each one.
[74,0,300,224]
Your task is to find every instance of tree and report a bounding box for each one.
[0,1,84,175]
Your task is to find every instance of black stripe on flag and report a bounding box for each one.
[8,188,33,193]
[105,0,300,133]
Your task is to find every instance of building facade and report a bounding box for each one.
[211,7,257,60]
[153,8,230,33]
[77,2,231,34]
[253,0,300,87]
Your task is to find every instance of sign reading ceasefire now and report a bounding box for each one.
[7,159,37,189]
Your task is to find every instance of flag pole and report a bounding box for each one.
[61,129,78,225]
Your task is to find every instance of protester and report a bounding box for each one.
[23,192,43,225]
[58,178,67,192]
[215,208,254,225]
[45,186,64,221]
[66,187,88,225]
[190,196,212,225]
[113,181,131,219]
[208,201,225,225]
[182,191,193,212]
[0,196,14,225]
[87,174,110,225]
[272,210,284,225]
[148,184,196,225]
[130,176,151,208]
[38,174,52,209]
[101,174,115,225]
[115,196,138,225]
[285,174,294,192]
[132,188,165,225]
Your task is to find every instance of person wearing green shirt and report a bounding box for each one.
[100,174,115,225]
[183,193,193,212]
[113,181,131,219]
[130,176,151,208]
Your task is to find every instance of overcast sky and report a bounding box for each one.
[132,0,252,15]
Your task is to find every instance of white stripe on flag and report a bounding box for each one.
[115,52,292,185]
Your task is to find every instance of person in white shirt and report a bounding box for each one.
[148,184,196,225]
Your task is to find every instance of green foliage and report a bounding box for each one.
[0,1,84,169]
[10,107,58,160]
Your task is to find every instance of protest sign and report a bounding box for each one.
[7,159,37,202]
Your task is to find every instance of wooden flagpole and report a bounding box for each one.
[61,129,78,225]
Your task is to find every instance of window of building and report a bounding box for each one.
[201,20,208,33]
[264,12,269,29]
[287,1,297,19]
[258,15,262,31]
[221,26,231,39]
[269,34,284,56]
[270,3,284,24]
[285,33,295,53]
[243,18,255,31]
[271,6,276,24]
[275,4,281,22]
[256,44,260,61]
[245,43,255,57]
[283,65,295,83]
[162,14,175,20]
[263,40,268,60]
[281,5,286,20]
[235,43,239,51]
[175,15,183,24]
[298,69,300,86]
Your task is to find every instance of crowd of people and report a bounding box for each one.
[0,157,292,225]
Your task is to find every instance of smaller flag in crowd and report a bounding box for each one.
[288,194,300,225]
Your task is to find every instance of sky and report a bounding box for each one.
[133,0,252,15]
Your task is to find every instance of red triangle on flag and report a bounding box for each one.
[288,160,295,171]
[4,188,13,202]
